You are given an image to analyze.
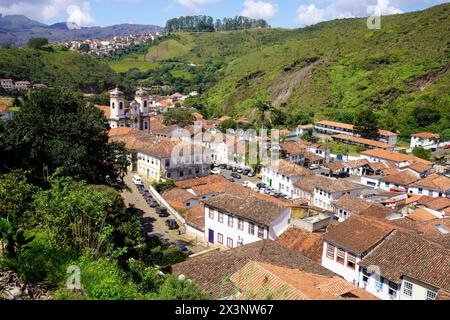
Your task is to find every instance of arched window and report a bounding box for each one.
[144,122,148,130]
[112,102,115,109]
[119,102,123,110]
[144,101,148,109]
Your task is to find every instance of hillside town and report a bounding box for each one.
[0,1,449,307]
[71,86,450,301]
[61,32,162,56]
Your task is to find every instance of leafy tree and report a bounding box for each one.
[411,105,441,128]
[440,129,450,142]
[302,128,319,143]
[0,88,129,186]
[27,37,49,49]
[157,275,210,300]
[79,43,90,53]
[220,119,238,132]
[0,218,35,258]
[353,106,380,140]
[33,174,122,257]
[153,179,176,194]
[252,100,276,131]
[412,147,432,161]
[0,170,38,228]
[163,108,195,128]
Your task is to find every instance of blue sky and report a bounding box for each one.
[0,0,448,28]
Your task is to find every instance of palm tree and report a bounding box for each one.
[252,100,275,133]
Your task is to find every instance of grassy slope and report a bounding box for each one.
[204,5,449,131]
[106,5,449,135]
[0,48,121,91]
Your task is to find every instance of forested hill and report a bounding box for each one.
[0,47,120,92]
[198,3,450,139]
[117,4,448,139]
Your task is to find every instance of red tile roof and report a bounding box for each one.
[322,215,395,255]
[171,240,334,299]
[412,174,450,193]
[358,231,450,289]
[95,105,111,119]
[276,228,324,263]
[185,204,205,231]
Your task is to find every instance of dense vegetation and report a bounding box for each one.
[0,90,208,300]
[165,15,269,32]
[0,46,120,92]
[111,4,450,141]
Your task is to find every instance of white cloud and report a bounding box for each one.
[296,4,326,26]
[295,0,408,26]
[66,2,94,26]
[0,0,96,26]
[240,0,277,19]
[176,0,219,13]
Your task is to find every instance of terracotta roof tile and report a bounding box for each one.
[185,204,205,231]
[412,132,440,139]
[332,195,372,214]
[95,105,111,119]
[332,134,393,150]
[322,215,395,255]
[276,228,324,263]
[203,194,289,226]
[380,171,420,186]
[412,174,450,193]
[171,240,334,299]
[407,208,439,222]
[358,231,450,289]
[266,160,314,177]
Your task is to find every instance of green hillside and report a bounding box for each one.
[110,4,449,138]
[0,47,121,92]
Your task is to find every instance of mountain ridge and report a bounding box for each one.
[0,14,163,46]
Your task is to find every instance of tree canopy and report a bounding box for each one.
[353,106,380,140]
[165,15,269,32]
[0,88,129,186]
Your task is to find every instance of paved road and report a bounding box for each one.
[121,174,207,254]
[217,167,262,186]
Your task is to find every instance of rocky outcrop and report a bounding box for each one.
[0,268,53,300]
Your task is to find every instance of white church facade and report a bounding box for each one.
[109,87,150,132]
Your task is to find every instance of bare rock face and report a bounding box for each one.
[0,268,53,300]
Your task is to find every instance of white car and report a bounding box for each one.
[211,169,221,175]
[132,175,143,185]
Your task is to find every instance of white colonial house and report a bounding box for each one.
[408,174,450,198]
[137,138,212,182]
[312,178,366,211]
[203,193,292,249]
[315,120,398,145]
[410,132,440,149]
[358,231,449,300]
[261,160,314,197]
[0,78,14,90]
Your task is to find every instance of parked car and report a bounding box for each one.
[132,175,143,185]
[256,173,263,179]
[211,168,221,175]
[227,178,235,183]
[237,168,243,173]
[220,164,227,169]
[232,167,238,172]
[226,165,233,170]
[149,201,158,208]
[156,207,170,217]
[165,219,179,230]
[231,172,242,179]
[256,183,267,189]
[309,164,320,170]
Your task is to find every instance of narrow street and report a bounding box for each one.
[121,174,208,254]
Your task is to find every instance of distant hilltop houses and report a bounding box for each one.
[0,78,47,91]
[61,32,162,56]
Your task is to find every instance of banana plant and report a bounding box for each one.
[0,218,35,258]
